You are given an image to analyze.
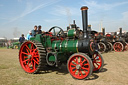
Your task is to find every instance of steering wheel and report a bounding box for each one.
[49,26,64,37]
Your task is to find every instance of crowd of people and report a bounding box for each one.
[19,25,44,44]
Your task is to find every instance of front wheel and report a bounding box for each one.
[67,53,93,80]
[124,42,128,51]
[98,42,106,53]
[107,42,113,52]
[113,42,124,52]
[92,51,104,72]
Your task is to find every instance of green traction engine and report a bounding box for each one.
[19,6,104,80]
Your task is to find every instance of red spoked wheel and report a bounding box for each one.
[113,42,124,52]
[98,42,106,53]
[19,41,46,73]
[92,51,104,72]
[67,53,93,80]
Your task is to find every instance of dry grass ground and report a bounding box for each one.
[0,49,128,85]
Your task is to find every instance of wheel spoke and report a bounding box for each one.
[33,48,37,53]
[73,59,77,64]
[36,57,39,61]
[25,61,31,70]
[95,62,99,66]
[26,49,30,53]
[70,62,76,66]
[33,55,39,58]
[24,56,28,58]
[81,59,86,64]
[25,45,31,52]
[83,63,89,66]
[33,59,39,65]
[72,69,77,74]
[23,59,29,63]
[31,61,34,69]
[79,70,83,76]
[77,70,80,76]
[81,67,89,71]
[83,70,87,74]
[76,57,78,64]
[71,67,76,70]
[95,61,101,63]
[31,43,34,50]
[93,54,96,58]
[21,52,28,55]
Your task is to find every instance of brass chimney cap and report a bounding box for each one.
[81,6,88,10]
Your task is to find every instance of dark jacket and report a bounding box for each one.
[19,37,25,43]
[38,30,42,34]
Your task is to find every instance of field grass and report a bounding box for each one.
[0,49,128,85]
[0,47,7,49]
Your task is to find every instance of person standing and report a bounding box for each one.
[31,25,38,36]
[6,42,9,49]
[19,34,25,44]
[38,25,42,34]
[27,31,32,40]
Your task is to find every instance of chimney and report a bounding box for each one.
[119,28,122,37]
[81,6,88,38]
[102,28,105,36]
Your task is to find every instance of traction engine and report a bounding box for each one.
[113,28,128,52]
[95,28,113,53]
[19,6,104,80]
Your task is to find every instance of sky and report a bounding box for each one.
[0,0,128,39]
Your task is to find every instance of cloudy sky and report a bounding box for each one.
[0,0,128,39]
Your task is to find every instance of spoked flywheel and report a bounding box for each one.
[98,42,106,53]
[67,53,93,80]
[19,41,47,73]
[92,51,104,72]
[113,42,124,52]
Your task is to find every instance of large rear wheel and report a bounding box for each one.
[19,41,47,73]
[67,53,93,80]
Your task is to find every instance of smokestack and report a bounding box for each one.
[81,6,88,38]
[73,20,75,24]
[102,28,105,36]
[119,28,122,37]
[71,20,76,28]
